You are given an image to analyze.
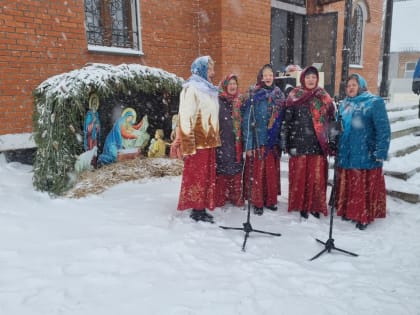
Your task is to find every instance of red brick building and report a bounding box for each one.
[0,0,386,151]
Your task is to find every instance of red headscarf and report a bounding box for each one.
[286,66,335,155]
[219,74,243,162]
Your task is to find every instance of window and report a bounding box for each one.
[84,0,142,55]
[349,3,365,66]
[405,62,416,78]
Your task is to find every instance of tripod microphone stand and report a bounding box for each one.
[219,101,281,252]
[309,116,358,261]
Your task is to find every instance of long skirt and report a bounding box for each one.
[215,173,244,208]
[243,150,280,208]
[288,155,328,216]
[336,167,386,224]
[177,148,216,211]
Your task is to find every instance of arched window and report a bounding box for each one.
[350,3,366,66]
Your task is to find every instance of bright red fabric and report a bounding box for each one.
[215,173,244,207]
[177,148,217,211]
[287,155,329,216]
[336,167,386,224]
[243,150,280,208]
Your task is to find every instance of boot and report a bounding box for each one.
[190,209,203,222]
[190,209,214,223]
[356,222,368,230]
[253,206,264,216]
[201,210,214,223]
[300,211,308,219]
[265,204,278,211]
[310,211,320,219]
[341,215,351,221]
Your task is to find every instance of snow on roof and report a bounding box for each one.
[35,63,184,100]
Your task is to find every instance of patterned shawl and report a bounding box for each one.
[286,66,334,154]
[219,74,243,161]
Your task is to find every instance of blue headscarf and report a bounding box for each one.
[341,73,377,138]
[183,56,218,96]
[191,56,210,79]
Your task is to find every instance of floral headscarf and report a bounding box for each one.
[286,66,334,154]
[250,64,285,151]
[183,56,218,96]
[191,56,211,79]
[219,74,243,161]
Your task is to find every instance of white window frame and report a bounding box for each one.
[405,62,416,78]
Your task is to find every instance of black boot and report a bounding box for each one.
[201,210,214,222]
[265,204,278,211]
[253,206,264,216]
[190,209,214,223]
[190,209,203,222]
[300,211,308,219]
[356,222,368,230]
[341,215,351,221]
[310,211,320,219]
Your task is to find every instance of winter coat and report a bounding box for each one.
[178,77,221,156]
[241,86,284,152]
[282,66,336,156]
[337,74,391,169]
[216,95,243,175]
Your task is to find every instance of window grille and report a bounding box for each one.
[84,0,141,51]
[350,4,364,65]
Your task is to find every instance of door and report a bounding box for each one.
[305,12,337,97]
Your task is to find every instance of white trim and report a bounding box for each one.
[134,0,142,53]
[271,0,306,15]
[0,133,36,151]
[88,45,144,56]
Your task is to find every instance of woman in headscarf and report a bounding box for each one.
[242,64,285,215]
[177,56,220,223]
[336,73,391,230]
[282,66,336,219]
[215,74,244,208]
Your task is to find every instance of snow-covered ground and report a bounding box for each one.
[1,151,420,315]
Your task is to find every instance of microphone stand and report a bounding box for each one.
[309,115,358,261]
[219,99,281,252]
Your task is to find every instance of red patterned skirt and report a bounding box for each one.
[243,150,280,208]
[336,167,386,224]
[177,148,216,211]
[215,173,244,207]
[288,155,329,216]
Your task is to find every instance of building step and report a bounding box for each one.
[386,103,418,112]
[388,133,420,157]
[385,174,420,204]
[384,149,420,180]
[391,118,420,139]
[388,108,418,123]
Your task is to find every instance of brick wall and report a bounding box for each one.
[0,0,270,137]
[397,51,420,78]
[219,0,271,92]
[0,0,385,139]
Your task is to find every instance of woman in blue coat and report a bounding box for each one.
[242,64,285,215]
[336,74,391,230]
